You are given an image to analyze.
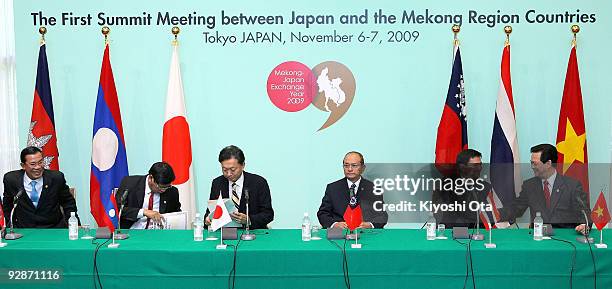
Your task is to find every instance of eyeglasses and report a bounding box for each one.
[155,183,172,191]
[343,163,362,169]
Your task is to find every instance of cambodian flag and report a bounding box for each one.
[89,44,128,231]
[28,43,60,170]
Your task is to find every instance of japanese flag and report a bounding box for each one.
[210,194,232,231]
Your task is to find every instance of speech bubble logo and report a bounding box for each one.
[266,61,316,112]
[311,61,356,131]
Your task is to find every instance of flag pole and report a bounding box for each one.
[504,25,512,47]
[102,26,110,45]
[571,24,579,47]
[39,26,46,45]
[451,24,460,59]
[172,26,180,46]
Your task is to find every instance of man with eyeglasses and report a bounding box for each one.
[2,146,79,228]
[205,145,274,229]
[432,149,493,228]
[317,151,388,229]
[116,162,181,229]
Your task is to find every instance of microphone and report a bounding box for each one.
[241,188,255,241]
[5,188,25,240]
[470,190,484,241]
[575,195,593,244]
[115,189,129,240]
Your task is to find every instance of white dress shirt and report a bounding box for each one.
[23,172,44,206]
[130,179,160,229]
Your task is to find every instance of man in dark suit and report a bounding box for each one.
[501,144,590,232]
[2,146,78,228]
[116,162,181,229]
[205,145,273,230]
[433,149,494,228]
[317,151,388,229]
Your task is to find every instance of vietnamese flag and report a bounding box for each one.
[28,43,59,170]
[591,192,610,231]
[556,44,589,194]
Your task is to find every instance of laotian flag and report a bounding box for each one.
[90,44,129,232]
[435,44,467,170]
[490,42,521,208]
[27,43,59,170]
[556,44,589,194]
[162,43,195,219]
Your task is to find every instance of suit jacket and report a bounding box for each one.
[508,174,590,228]
[2,169,78,228]
[317,177,388,229]
[116,175,181,229]
[432,179,493,229]
[205,171,274,230]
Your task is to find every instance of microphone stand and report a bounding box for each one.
[115,189,129,240]
[576,210,594,244]
[575,195,594,244]
[241,189,256,241]
[470,190,484,241]
[5,190,24,240]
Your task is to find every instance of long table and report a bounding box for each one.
[0,228,610,289]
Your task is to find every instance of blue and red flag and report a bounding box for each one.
[28,43,59,170]
[490,41,521,209]
[90,44,128,232]
[435,44,467,169]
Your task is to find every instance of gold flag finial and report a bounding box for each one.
[171,26,180,46]
[504,25,512,46]
[571,25,580,46]
[101,26,110,45]
[39,26,47,44]
[452,24,460,46]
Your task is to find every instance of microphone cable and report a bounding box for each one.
[550,237,577,289]
[92,237,111,289]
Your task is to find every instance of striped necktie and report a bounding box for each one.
[231,182,240,210]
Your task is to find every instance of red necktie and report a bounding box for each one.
[543,180,551,208]
[145,193,154,229]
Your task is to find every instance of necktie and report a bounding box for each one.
[145,192,155,229]
[30,181,40,207]
[349,183,356,197]
[231,182,240,210]
[543,180,551,208]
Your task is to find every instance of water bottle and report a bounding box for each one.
[426,220,436,240]
[193,213,203,241]
[301,213,311,241]
[533,211,543,241]
[68,212,78,240]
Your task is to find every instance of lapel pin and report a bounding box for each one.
[45,185,48,189]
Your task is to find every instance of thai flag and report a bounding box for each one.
[490,42,521,209]
[435,44,468,169]
[89,44,129,232]
[479,189,504,230]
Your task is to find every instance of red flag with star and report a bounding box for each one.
[556,44,589,194]
[591,192,610,230]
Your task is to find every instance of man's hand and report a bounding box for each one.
[205,216,211,226]
[575,224,588,235]
[332,222,348,229]
[230,212,248,225]
[144,210,164,222]
[495,221,511,229]
[357,222,374,229]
